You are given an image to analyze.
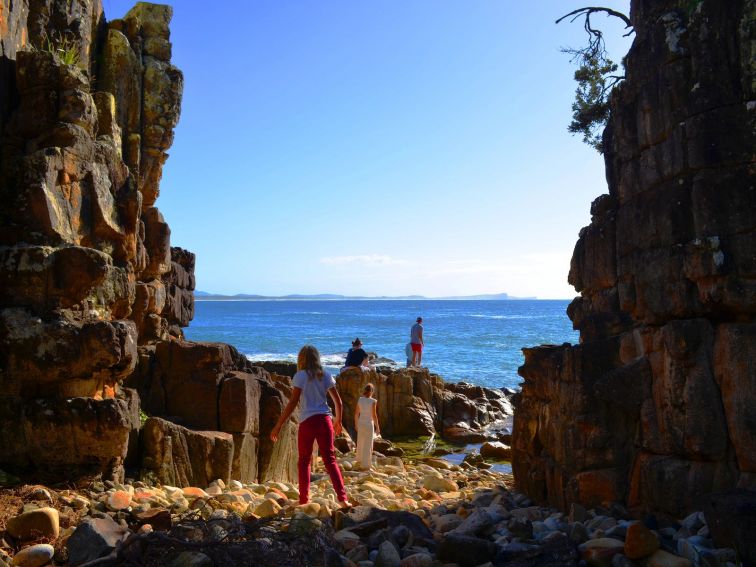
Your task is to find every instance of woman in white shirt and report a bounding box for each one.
[354,383,380,470]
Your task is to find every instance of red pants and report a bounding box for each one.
[297,414,347,504]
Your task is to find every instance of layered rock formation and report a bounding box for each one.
[513,0,755,517]
[0,1,297,485]
[336,367,513,442]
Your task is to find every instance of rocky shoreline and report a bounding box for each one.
[1,0,754,566]
[0,449,742,567]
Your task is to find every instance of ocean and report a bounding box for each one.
[184,299,578,390]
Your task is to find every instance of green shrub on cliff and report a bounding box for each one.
[558,7,634,153]
[29,31,81,67]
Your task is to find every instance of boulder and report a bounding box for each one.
[0,394,138,483]
[140,417,233,487]
[480,441,512,460]
[219,370,263,434]
[67,516,130,566]
[6,507,59,540]
[443,425,487,445]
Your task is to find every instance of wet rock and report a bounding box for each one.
[480,441,512,460]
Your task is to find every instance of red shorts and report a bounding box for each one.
[411,343,423,353]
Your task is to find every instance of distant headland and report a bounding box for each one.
[195,291,537,301]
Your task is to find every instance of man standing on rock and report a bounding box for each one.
[410,316,424,367]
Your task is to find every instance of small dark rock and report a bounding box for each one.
[508,517,534,539]
[437,534,497,567]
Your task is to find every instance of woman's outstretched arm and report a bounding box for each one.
[270,387,302,441]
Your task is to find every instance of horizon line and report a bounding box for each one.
[194,291,574,301]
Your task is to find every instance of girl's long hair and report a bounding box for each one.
[297,345,324,381]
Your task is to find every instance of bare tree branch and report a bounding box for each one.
[555,7,632,29]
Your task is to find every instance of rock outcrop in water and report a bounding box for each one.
[0,1,298,485]
[512,0,756,518]
[336,367,513,442]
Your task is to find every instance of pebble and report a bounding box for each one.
[27,489,52,503]
[6,507,59,540]
[107,490,131,511]
[0,448,728,567]
[10,544,54,567]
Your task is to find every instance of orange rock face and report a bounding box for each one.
[512,0,756,517]
[0,2,297,488]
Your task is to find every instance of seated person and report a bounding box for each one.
[344,338,369,369]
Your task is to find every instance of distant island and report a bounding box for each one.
[195,291,537,301]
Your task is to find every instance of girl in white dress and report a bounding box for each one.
[354,383,380,470]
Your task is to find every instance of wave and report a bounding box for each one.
[245,352,347,367]
[282,311,329,315]
[245,352,297,362]
[320,353,347,366]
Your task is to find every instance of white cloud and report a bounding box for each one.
[319,254,408,267]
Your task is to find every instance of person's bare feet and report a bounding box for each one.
[338,500,353,509]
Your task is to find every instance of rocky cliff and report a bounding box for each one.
[512,0,755,517]
[0,1,297,485]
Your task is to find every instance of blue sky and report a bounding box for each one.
[103,0,632,299]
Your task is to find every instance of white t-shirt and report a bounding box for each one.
[292,369,336,422]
